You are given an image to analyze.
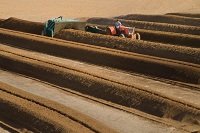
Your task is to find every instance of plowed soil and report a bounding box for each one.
[115,14,200,26]
[56,29,200,63]
[166,13,200,18]
[135,29,200,48]
[0,17,44,34]
[0,82,116,133]
[0,88,94,133]
[1,17,199,49]
[1,46,200,127]
[1,29,200,84]
[87,18,200,35]
[0,2,200,131]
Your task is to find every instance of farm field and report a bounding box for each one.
[0,0,200,132]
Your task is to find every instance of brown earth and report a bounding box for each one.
[0,82,117,133]
[166,13,200,18]
[0,88,94,133]
[1,29,200,84]
[0,17,199,49]
[115,14,200,26]
[135,29,200,48]
[56,29,200,63]
[0,17,44,35]
[1,47,200,126]
[88,17,200,35]
[0,0,200,132]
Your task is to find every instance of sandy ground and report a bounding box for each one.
[0,0,200,22]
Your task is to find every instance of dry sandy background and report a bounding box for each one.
[0,0,200,22]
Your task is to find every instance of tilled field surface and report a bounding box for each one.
[0,82,116,133]
[87,18,200,35]
[115,14,200,26]
[0,13,200,132]
[165,13,200,18]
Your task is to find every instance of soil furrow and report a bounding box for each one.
[0,90,95,133]
[136,29,200,48]
[86,24,200,48]
[0,18,200,49]
[87,17,200,35]
[0,82,117,133]
[1,77,185,133]
[56,29,200,62]
[1,46,200,101]
[0,49,200,126]
[115,14,200,26]
[165,13,200,19]
[0,70,190,128]
[0,17,44,35]
[1,29,200,84]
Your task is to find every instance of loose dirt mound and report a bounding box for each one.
[166,13,200,18]
[115,14,200,26]
[0,17,44,35]
[56,29,200,64]
[88,18,200,35]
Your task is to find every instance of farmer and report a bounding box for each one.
[114,19,122,35]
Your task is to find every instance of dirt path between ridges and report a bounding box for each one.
[0,29,200,84]
[1,74,187,133]
[87,18,200,35]
[0,45,200,127]
[0,83,118,133]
